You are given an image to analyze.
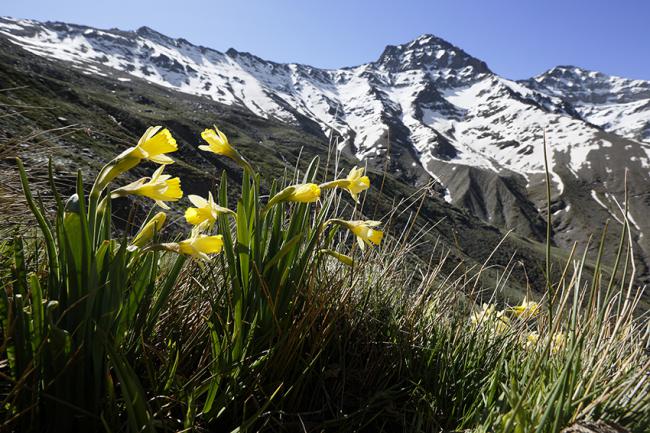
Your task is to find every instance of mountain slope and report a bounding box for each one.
[523,65,650,143]
[1,16,649,283]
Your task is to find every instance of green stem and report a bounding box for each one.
[542,131,553,328]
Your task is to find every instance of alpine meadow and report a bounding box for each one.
[0,11,649,433]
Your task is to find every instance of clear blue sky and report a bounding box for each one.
[3,0,649,80]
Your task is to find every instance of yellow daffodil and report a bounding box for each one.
[320,166,370,203]
[319,249,354,266]
[523,331,540,350]
[130,212,166,250]
[323,219,384,250]
[470,303,495,326]
[184,192,235,227]
[551,332,566,354]
[199,126,252,170]
[288,183,321,202]
[179,234,224,260]
[470,303,510,335]
[264,183,321,212]
[112,165,183,209]
[345,220,383,250]
[346,166,371,200]
[93,127,177,193]
[200,127,236,157]
[162,232,224,261]
[123,126,177,165]
[511,299,540,319]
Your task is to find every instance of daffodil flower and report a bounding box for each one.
[93,126,177,193]
[161,232,224,261]
[129,212,167,250]
[551,332,566,354]
[523,331,540,350]
[345,220,384,250]
[112,165,183,209]
[470,303,510,335]
[199,126,252,170]
[319,249,354,266]
[323,219,384,250]
[494,311,510,334]
[184,192,235,227]
[470,303,495,326]
[511,299,540,319]
[347,220,383,250]
[121,126,177,165]
[264,183,321,212]
[320,166,370,203]
[287,184,321,202]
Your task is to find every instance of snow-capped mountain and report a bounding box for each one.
[523,66,650,143]
[1,16,650,280]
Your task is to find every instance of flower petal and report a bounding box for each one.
[188,194,208,208]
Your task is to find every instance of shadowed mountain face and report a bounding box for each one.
[1,16,649,284]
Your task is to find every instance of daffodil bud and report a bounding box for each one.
[319,249,354,266]
[265,183,321,212]
[160,233,224,261]
[199,126,252,171]
[130,212,167,250]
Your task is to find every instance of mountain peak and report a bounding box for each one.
[528,64,650,107]
[409,33,449,46]
[135,25,158,35]
[539,65,599,80]
[135,25,176,45]
[376,33,490,77]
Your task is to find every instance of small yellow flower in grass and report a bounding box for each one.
[112,165,183,209]
[470,303,495,327]
[551,332,566,354]
[346,220,383,250]
[346,166,370,197]
[324,219,384,250]
[200,127,236,158]
[184,192,235,227]
[523,331,540,350]
[470,303,510,335]
[511,299,540,319]
[130,211,166,250]
[264,183,321,211]
[320,166,370,203]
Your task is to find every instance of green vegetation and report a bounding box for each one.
[1,125,648,433]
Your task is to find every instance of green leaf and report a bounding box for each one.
[16,158,60,284]
[105,340,154,433]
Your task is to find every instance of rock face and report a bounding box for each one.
[1,16,650,282]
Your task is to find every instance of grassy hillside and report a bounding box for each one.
[1,121,648,432]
